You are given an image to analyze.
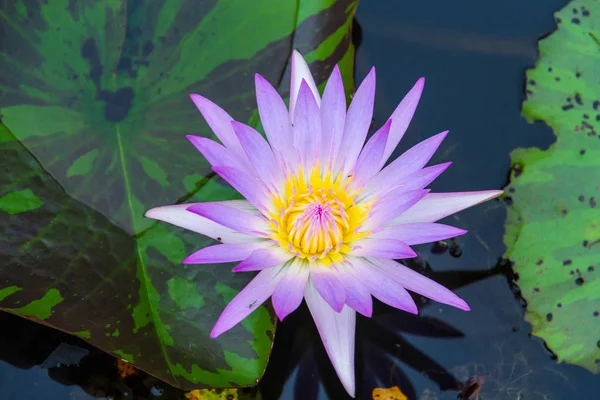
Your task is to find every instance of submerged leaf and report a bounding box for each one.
[0,0,357,389]
[504,0,600,373]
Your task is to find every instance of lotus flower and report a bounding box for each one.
[145,50,502,397]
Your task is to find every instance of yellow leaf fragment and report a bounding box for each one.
[185,388,239,400]
[116,359,138,378]
[372,386,408,400]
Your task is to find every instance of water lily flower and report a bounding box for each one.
[145,50,502,397]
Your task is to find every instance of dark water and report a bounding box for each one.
[2,0,600,399]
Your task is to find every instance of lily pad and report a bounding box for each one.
[0,0,357,389]
[504,0,600,373]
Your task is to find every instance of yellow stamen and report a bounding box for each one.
[269,163,372,266]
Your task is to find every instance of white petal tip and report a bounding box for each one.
[340,375,356,397]
[475,190,504,205]
[291,50,307,69]
[144,207,159,219]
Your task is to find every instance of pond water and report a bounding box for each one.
[2,0,600,399]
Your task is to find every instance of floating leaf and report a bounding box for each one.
[0,0,357,389]
[504,0,600,373]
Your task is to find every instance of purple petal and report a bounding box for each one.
[309,264,346,312]
[290,50,320,120]
[189,94,250,165]
[362,131,448,199]
[220,200,259,212]
[183,242,261,264]
[393,190,503,224]
[320,65,346,168]
[370,258,470,311]
[381,77,425,166]
[212,166,272,214]
[362,162,452,203]
[335,68,376,176]
[336,265,373,317]
[272,259,310,320]
[231,121,282,191]
[186,202,267,236]
[186,136,249,171]
[293,80,322,169]
[351,119,391,189]
[350,257,418,314]
[255,74,296,166]
[145,204,252,243]
[233,247,292,272]
[372,222,467,245]
[305,282,356,397]
[350,239,416,259]
[399,162,451,192]
[211,265,285,338]
[363,189,429,231]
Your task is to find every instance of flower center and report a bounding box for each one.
[269,167,371,265]
[285,190,348,256]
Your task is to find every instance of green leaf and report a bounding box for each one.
[504,0,600,374]
[0,189,43,214]
[0,0,357,389]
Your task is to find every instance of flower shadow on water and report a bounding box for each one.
[260,256,509,400]
[0,311,185,399]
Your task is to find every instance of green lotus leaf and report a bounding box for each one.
[0,0,357,389]
[504,0,600,373]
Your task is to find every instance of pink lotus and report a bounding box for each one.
[146,50,501,397]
